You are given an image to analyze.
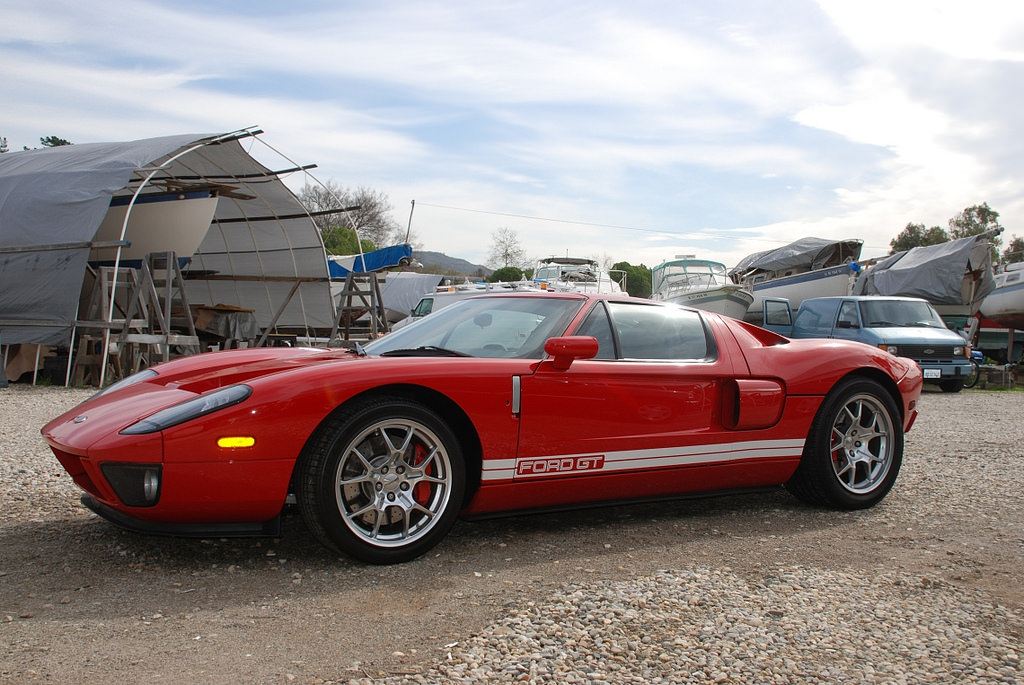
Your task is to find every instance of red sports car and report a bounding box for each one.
[43,292,922,564]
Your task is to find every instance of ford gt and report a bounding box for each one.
[42,292,923,564]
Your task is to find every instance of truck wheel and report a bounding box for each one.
[786,377,903,510]
[939,379,964,393]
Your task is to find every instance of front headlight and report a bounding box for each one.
[121,384,252,435]
[954,346,966,357]
[879,344,899,355]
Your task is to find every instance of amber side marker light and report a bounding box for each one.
[218,436,256,448]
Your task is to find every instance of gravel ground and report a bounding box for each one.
[1,384,1022,684]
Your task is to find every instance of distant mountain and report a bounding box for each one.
[413,250,492,277]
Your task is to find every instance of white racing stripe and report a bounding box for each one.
[482,438,806,482]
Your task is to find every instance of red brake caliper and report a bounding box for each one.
[412,443,433,506]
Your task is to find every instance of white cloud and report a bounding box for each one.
[3,0,1023,271]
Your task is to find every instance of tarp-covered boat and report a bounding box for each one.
[728,237,863,320]
[853,230,1001,318]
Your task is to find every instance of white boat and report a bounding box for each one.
[979,262,1024,329]
[390,278,541,330]
[89,189,220,266]
[651,256,753,319]
[533,256,624,293]
[728,238,863,322]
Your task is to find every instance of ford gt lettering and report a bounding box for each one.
[516,455,605,477]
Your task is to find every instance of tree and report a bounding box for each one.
[613,261,652,298]
[1002,235,1024,265]
[0,134,72,152]
[889,223,948,254]
[40,135,72,147]
[487,227,528,270]
[323,226,375,256]
[488,266,525,282]
[948,202,1003,240]
[947,203,1003,262]
[298,181,409,254]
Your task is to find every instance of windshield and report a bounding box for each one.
[860,299,947,328]
[365,295,586,358]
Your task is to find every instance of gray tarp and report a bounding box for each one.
[375,272,445,322]
[729,237,864,277]
[0,130,335,347]
[852,231,999,308]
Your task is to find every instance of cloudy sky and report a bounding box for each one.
[3,0,1022,270]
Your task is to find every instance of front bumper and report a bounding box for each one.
[81,494,282,538]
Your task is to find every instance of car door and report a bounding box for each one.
[513,300,750,508]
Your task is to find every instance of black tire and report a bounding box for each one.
[786,377,903,510]
[940,378,964,393]
[962,360,980,389]
[295,397,465,564]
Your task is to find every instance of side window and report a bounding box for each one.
[574,302,616,359]
[412,298,434,316]
[607,301,710,360]
[763,300,792,327]
[793,301,833,336]
[837,300,859,328]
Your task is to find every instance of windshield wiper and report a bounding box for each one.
[379,346,472,357]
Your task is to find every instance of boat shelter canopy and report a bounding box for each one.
[0,130,336,347]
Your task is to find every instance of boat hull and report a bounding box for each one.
[90,193,219,265]
[980,280,1024,329]
[654,286,753,319]
[745,264,857,321]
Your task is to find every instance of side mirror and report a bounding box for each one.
[544,336,599,370]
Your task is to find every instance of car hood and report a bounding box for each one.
[139,346,359,394]
[42,347,363,445]
[865,327,966,344]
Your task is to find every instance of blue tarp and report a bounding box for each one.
[328,244,414,277]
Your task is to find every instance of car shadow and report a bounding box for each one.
[1,483,874,613]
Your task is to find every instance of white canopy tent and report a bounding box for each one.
[0,129,338,371]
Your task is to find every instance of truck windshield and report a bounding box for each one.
[860,300,946,328]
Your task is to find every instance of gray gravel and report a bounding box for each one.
[2,384,1023,684]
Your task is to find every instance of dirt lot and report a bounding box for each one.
[1,386,1022,683]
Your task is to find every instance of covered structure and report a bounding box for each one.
[853,230,1001,318]
[0,128,338,382]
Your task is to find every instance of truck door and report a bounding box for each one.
[761,298,793,336]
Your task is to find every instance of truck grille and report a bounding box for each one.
[900,344,960,361]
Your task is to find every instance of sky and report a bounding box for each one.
[3,0,1023,270]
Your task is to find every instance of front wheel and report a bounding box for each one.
[786,377,903,510]
[296,397,465,564]
[940,378,964,393]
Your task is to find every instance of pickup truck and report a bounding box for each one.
[763,295,972,392]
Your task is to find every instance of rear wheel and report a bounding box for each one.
[786,378,902,509]
[962,360,980,389]
[296,397,465,564]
